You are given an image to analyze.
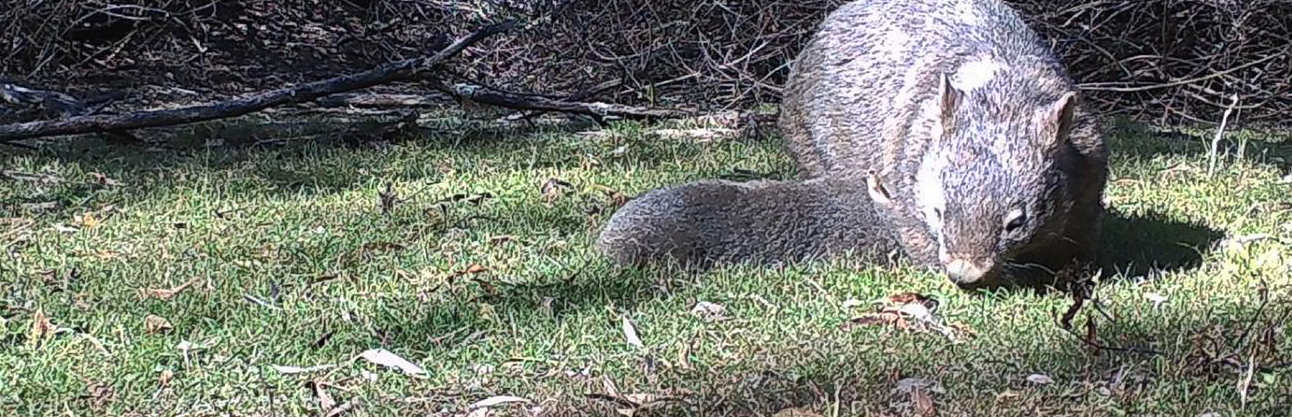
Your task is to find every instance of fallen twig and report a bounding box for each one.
[435,82,694,122]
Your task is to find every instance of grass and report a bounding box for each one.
[1,114,1290,416]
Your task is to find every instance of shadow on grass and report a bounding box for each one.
[1098,208,1224,280]
[1108,119,1292,173]
[0,115,718,217]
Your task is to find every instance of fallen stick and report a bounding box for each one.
[313,92,452,109]
[0,22,516,144]
[436,82,694,121]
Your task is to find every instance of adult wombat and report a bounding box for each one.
[596,0,1108,288]
[596,177,900,269]
[780,0,1109,287]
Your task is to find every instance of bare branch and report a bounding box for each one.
[0,21,516,144]
[436,83,695,121]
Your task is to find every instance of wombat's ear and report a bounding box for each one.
[939,73,964,127]
[865,170,894,208]
[1045,91,1078,145]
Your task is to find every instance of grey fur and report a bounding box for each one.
[596,177,900,269]
[595,0,1108,287]
[779,0,1109,286]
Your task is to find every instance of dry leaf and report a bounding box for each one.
[311,379,337,412]
[911,387,937,417]
[589,385,689,417]
[689,301,727,321]
[358,348,426,376]
[1026,374,1054,385]
[622,316,644,349]
[78,212,100,229]
[771,408,824,417]
[448,264,489,281]
[845,293,967,341]
[159,370,173,388]
[145,314,173,334]
[892,378,945,395]
[272,364,336,374]
[540,177,572,202]
[469,395,531,410]
[884,292,938,308]
[141,278,200,300]
[27,309,54,348]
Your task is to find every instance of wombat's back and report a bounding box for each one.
[780,0,1065,180]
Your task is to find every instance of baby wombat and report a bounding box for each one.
[596,177,901,269]
[779,0,1109,287]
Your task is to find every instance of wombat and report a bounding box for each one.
[596,177,901,269]
[779,0,1109,287]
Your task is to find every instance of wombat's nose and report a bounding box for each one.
[945,259,992,286]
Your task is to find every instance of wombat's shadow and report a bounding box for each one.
[1096,208,1223,281]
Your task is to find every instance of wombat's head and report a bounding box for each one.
[869,74,1079,288]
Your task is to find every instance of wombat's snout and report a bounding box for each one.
[944,258,996,287]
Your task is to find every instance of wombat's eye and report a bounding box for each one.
[1004,208,1027,233]
[933,207,944,221]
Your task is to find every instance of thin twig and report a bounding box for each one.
[435,82,694,121]
[1208,93,1240,176]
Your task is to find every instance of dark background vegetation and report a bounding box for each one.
[2,0,1290,126]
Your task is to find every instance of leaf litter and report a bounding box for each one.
[621,316,644,349]
[689,301,727,321]
[27,308,55,348]
[588,377,693,417]
[356,348,426,377]
[140,277,202,300]
[540,177,573,202]
[1026,373,1055,385]
[890,377,944,417]
[843,292,972,341]
[144,314,173,334]
[469,395,531,410]
[272,364,336,374]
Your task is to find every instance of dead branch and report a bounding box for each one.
[314,93,452,109]
[0,21,516,144]
[435,82,695,121]
[0,80,90,116]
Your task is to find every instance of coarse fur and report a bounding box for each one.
[779,0,1109,287]
[596,177,901,269]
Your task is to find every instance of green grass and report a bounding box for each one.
[1,116,1290,416]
